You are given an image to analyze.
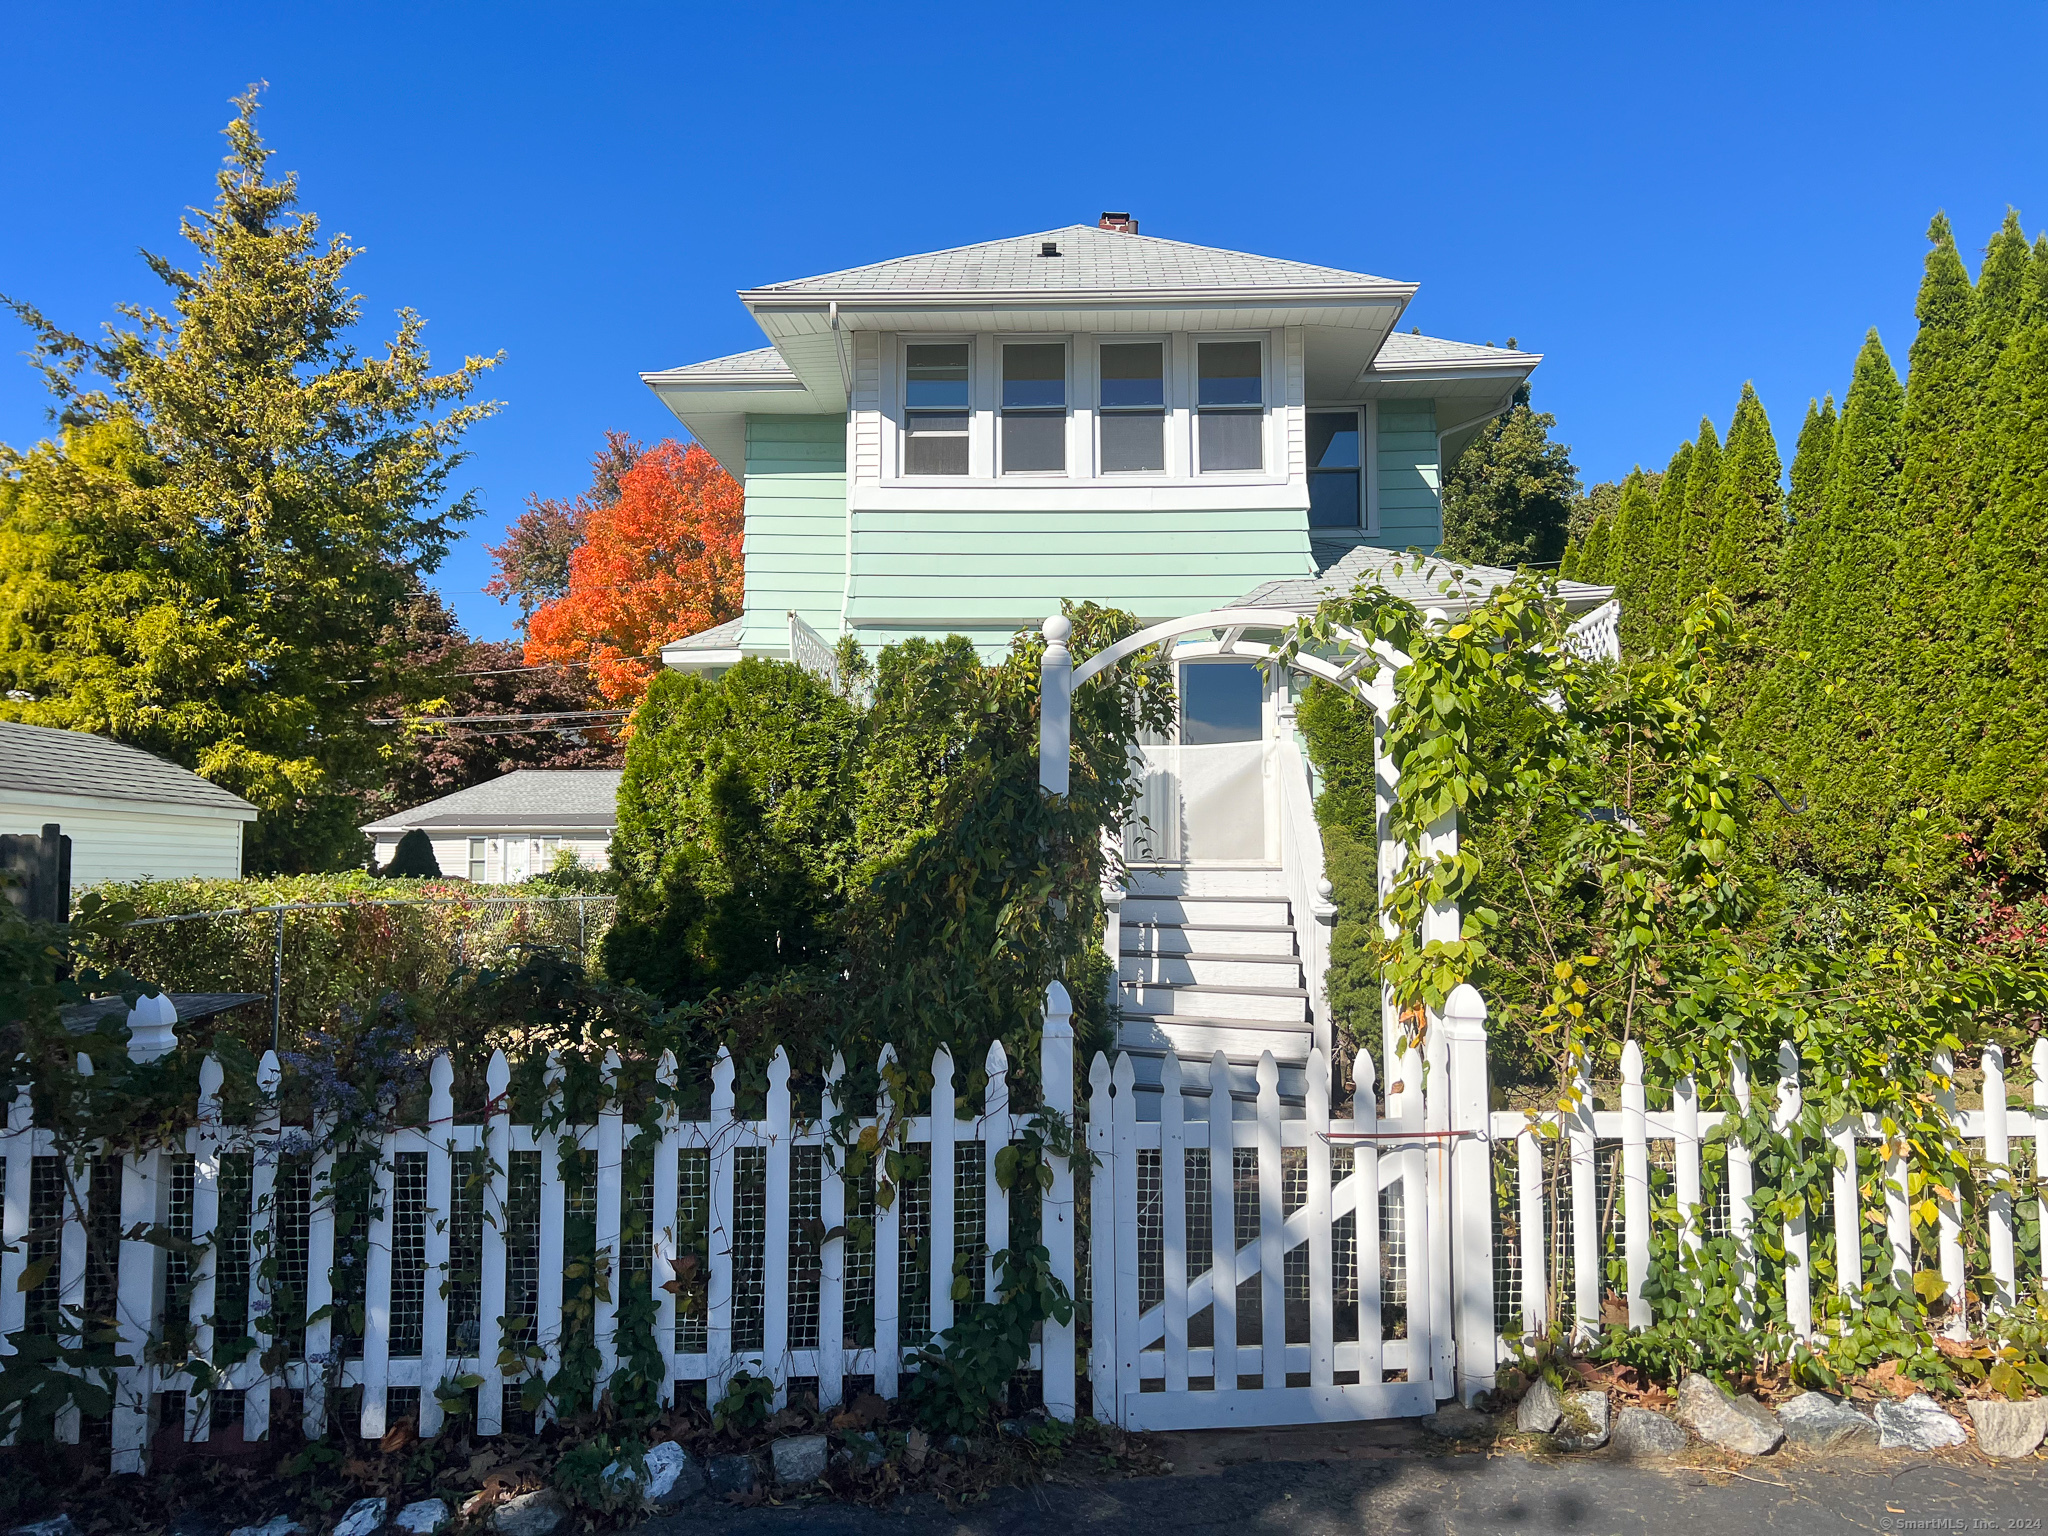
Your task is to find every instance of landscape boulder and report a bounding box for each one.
[490,1490,566,1536]
[1675,1373,1785,1456]
[1554,1390,1610,1451]
[332,1500,387,1536]
[1611,1406,1689,1459]
[1516,1377,1564,1435]
[227,1522,302,1536]
[1776,1392,1878,1450]
[1423,1403,1495,1441]
[393,1501,451,1535]
[8,1519,79,1536]
[772,1433,830,1484]
[1967,1398,2048,1460]
[600,1439,704,1507]
[707,1453,757,1496]
[1876,1394,1967,1452]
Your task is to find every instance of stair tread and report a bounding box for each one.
[1126,891,1291,903]
[1124,921,1297,934]
[1122,980,1310,997]
[1121,948,1301,964]
[1120,1011,1313,1030]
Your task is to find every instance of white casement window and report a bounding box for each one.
[1098,340,1166,473]
[1307,409,1364,527]
[903,341,971,475]
[468,836,486,882]
[1196,338,1265,473]
[1000,342,1066,473]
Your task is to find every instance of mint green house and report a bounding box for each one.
[642,216,1609,1110]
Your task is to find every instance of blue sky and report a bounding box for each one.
[4,3,2044,642]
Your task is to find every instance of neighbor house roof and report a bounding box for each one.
[0,721,258,818]
[742,224,1409,299]
[1238,544,1613,614]
[361,769,624,835]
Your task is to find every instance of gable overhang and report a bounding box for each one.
[640,367,817,477]
[1355,351,1544,464]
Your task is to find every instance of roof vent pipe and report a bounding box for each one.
[1098,211,1138,233]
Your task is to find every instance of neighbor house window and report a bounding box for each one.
[541,836,561,866]
[1001,343,1066,473]
[1308,410,1363,526]
[1098,341,1165,472]
[1197,339,1264,472]
[904,342,970,474]
[467,837,486,882]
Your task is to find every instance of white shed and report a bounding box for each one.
[0,721,258,892]
[361,768,622,881]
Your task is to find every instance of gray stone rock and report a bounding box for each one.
[1968,1397,2048,1459]
[707,1452,757,1496]
[938,1434,969,1458]
[1554,1390,1610,1451]
[771,1433,829,1484]
[643,1440,706,1504]
[227,1521,303,1536]
[1776,1392,1878,1450]
[1422,1404,1496,1440]
[1611,1406,1689,1459]
[332,1499,387,1536]
[1676,1373,1785,1456]
[490,1490,566,1536]
[1876,1393,1967,1452]
[9,1519,80,1536]
[1517,1377,1564,1435]
[392,1502,451,1535]
[839,1430,889,1470]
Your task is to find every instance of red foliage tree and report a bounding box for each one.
[523,440,744,704]
[485,430,644,628]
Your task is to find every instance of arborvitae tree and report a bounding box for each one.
[1438,383,1582,568]
[1975,210,2034,349]
[1960,229,2048,873]
[1606,468,1655,601]
[1639,442,1693,646]
[1793,331,1907,879]
[1674,418,1723,607]
[1780,396,1839,663]
[1575,512,1613,585]
[381,828,443,879]
[1888,216,1984,858]
[1705,383,1785,684]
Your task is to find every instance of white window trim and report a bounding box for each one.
[898,335,976,479]
[997,336,1072,477]
[1305,404,1374,534]
[1189,331,1273,479]
[1093,336,1170,478]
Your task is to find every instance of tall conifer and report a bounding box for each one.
[1607,468,1654,599]
[1576,513,1612,586]
[1795,331,1907,879]
[1638,443,1692,648]
[1706,383,1785,688]
[1675,419,1723,606]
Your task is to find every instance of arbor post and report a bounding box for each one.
[1443,982,1497,1405]
[1040,981,1077,1420]
[1039,614,1072,796]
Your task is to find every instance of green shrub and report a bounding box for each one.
[380,828,441,878]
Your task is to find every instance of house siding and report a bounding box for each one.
[738,414,848,653]
[1374,400,1440,550]
[1,797,245,892]
[371,831,613,881]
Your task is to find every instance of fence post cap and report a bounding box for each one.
[1041,614,1073,648]
[125,991,179,1064]
[1441,983,1488,1041]
[1043,979,1073,1033]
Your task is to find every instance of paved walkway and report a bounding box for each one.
[641,1423,2048,1535]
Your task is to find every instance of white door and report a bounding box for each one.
[1124,660,1273,864]
[505,837,531,883]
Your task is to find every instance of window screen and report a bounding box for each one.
[1198,341,1263,472]
[1099,341,1165,473]
[467,837,486,883]
[1001,343,1065,473]
[905,343,970,475]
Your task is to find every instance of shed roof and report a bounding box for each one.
[361,769,624,835]
[0,721,257,817]
[746,224,1405,298]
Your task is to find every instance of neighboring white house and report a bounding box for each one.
[361,769,622,881]
[0,721,258,892]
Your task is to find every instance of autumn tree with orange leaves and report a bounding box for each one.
[522,440,744,703]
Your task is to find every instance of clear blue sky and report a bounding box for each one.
[4,3,2043,642]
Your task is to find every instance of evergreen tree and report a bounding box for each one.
[0,89,498,871]
[1639,442,1693,647]
[1606,468,1655,599]
[1793,331,1907,879]
[1888,216,1984,855]
[381,828,443,879]
[1780,396,1839,664]
[1674,418,1723,607]
[1574,512,1613,585]
[1975,210,2034,349]
[1438,383,1581,568]
[1705,383,1785,683]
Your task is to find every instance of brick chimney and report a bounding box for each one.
[1098,211,1139,234]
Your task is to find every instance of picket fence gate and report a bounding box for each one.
[1496,1037,2048,1348]
[6,992,1081,1474]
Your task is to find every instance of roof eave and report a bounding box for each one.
[740,281,1419,312]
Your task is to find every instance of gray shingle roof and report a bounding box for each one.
[0,721,257,815]
[1372,333,1534,367]
[748,225,1403,296]
[664,617,742,652]
[652,347,796,381]
[361,769,623,834]
[1240,544,1613,613]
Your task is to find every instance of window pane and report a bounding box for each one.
[906,418,969,475]
[1100,342,1164,409]
[1308,412,1360,468]
[1182,662,1264,745]
[1200,409,1262,472]
[1309,469,1361,527]
[1198,341,1262,407]
[1003,344,1065,409]
[1002,412,1065,473]
[906,343,969,409]
[1101,411,1164,473]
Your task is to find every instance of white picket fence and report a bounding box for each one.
[1493,1038,2048,1347]
[4,991,1079,1473]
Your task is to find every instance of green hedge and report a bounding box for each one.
[94,872,615,1052]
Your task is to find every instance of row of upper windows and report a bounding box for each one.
[891,336,1368,528]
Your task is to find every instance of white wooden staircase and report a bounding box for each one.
[1115,863,1316,1117]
